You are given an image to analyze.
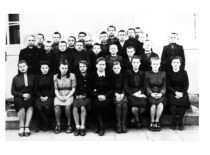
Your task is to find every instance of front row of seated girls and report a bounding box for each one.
[11,55,190,137]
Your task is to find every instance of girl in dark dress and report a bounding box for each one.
[124,56,147,129]
[73,60,91,136]
[145,57,166,131]
[11,60,35,137]
[91,57,113,136]
[111,61,128,133]
[35,61,54,131]
[167,56,190,130]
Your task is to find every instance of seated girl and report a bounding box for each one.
[73,60,91,136]
[145,57,166,131]
[11,60,35,137]
[167,56,190,130]
[53,60,76,134]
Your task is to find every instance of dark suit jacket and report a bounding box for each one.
[161,43,185,72]
[19,46,44,75]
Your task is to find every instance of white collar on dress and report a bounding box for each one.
[97,71,105,77]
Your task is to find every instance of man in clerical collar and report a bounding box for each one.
[107,25,119,43]
[118,30,127,47]
[135,27,142,40]
[84,35,93,52]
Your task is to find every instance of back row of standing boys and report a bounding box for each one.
[12,25,189,137]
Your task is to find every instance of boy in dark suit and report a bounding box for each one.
[161,32,185,72]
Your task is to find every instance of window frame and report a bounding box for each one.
[6,14,21,46]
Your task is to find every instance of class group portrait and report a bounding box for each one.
[10,24,192,138]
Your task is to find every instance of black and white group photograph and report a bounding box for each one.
[5,13,199,141]
[1,0,206,154]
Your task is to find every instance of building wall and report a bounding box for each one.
[5,14,199,98]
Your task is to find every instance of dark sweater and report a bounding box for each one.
[34,74,54,98]
[90,72,113,98]
[167,70,189,95]
[124,69,145,96]
[19,46,44,75]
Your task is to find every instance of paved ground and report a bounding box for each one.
[5,125,199,141]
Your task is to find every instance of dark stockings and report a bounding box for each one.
[36,106,51,130]
[170,105,187,126]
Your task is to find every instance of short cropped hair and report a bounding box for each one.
[78,60,88,68]
[45,40,52,44]
[53,32,61,38]
[96,57,106,64]
[131,55,141,62]
[68,36,76,42]
[150,56,160,63]
[40,60,50,67]
[109,43,118,48]
[171,56,182,64]
[76,40,84,46]
[59,40,67,45]
[37,33,45,39]
[118,30,126,33]
[126,45,135,50]
[78,32,87,36]
[112,60,121,67]
[107,25,116,31]
[127,28,135,34]
[93,43,101,46]
[171,32,178,36]
[100,31,108,35]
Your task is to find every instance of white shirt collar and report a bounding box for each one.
[145,51,151,54]
[97,71,105,77]
[120,41,125,46]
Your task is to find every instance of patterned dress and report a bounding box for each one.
[54,73,76,106]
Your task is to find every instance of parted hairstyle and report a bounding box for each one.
[150,56,160,63]
[112,60,121,67]
[171,56,182,64]
[17,60,29,75]
[40,60,50,68]
[131,55,141,63]
[57,60,70,79]
[96,57,106,64]
[78,60,89,68]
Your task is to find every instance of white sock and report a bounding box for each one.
[80,125,85,129]
[25,128,30,132]
[18,128,24,133]
[76,125,81,129]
